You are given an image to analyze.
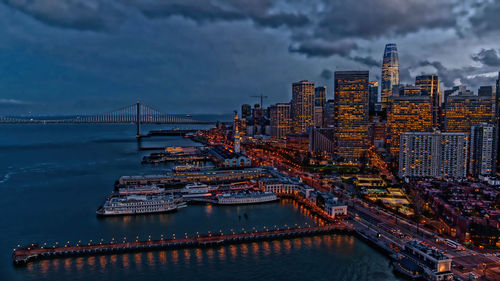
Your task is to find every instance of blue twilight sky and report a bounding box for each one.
[0,0,500,115]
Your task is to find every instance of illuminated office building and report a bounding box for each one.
[470,123,496,177]
[315,86,327,108]
[399,131,468,179]
[324,100,335,127]
[416,75,441,128]
[334,71,369,162]
[387,95,432,157]
[443,90,495,133]
[309,127,335,154]
[392,84,423,97]
[381,43,399,110]
[369,81,379,115]
[270,103,291,139]
[291,80,315,134]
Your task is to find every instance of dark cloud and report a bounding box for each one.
[469,1,500,35]
[314,0,457,40]
[0,0,114,30]
[351,56,379,67]
[471,49,500,67]
[288,41,357,58]
[320,69,332,80]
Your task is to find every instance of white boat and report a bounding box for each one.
[180,182,212,199]
[215,191,278,205]
[96,195,186,216]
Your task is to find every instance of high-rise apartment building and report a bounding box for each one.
[443,90,495,133]
[334,71,369,162]
[369,81,379,115]
[381,43,399,109]
[291,80,315,134]
[470,123,496,177]
[399,131,468,179]
[387,95,433,157]
[314,86,327,108]
[270,103,291,139]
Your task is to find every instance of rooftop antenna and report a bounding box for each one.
[250,94,268,108]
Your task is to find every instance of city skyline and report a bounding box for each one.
[1,1,500,115]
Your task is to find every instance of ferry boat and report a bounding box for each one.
[215,191,278,205]
[96,195,186,216]
[180,182,212,199]
[118,184,165,195]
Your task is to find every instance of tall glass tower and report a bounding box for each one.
[381,43,399,110]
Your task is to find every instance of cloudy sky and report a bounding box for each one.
[1,0,500,115]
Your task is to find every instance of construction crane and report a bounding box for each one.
[251,94,268,108]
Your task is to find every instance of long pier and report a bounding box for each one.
[13,224,352,266]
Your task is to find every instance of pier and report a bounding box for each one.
[13,224,353,266]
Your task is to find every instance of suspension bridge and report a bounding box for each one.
[0,102,215,137]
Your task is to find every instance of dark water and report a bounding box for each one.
[0,124,402,281]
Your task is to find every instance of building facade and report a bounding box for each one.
[314,86,327,108]
[309,127,335,154]
[416,75,441,128]
[399,131,468,179]
[381,43,399,109]
[241,104,251,119]
[470,123,496,177]
[291,80,315,134]
[334,71,370,162]
[369,81,379,115]
[270,103,291,139]
[443,91,495,133]
[387,95,433,157]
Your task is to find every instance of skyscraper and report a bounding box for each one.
[270,103,291,139]
[416,75,440,128]
[241,104,251,119]
[387,95,433,157]
[443,89,495,133]
[399,131,468,179]
[470,123,496,177]
[291,80,315,134]
[334,71,369,162]
[381,43,399,110]
[314,86,327,108]
[369,81,379,115]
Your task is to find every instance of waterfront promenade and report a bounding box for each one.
[13,224,352,265]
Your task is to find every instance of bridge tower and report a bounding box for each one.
[136,101,141,138]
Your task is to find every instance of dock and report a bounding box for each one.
[13,224,353,266]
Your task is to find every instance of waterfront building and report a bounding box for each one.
[380,43,399,110]
[387,95,432,157]
[443,89,495,133]
[309,127,335,154]
[209,145,251,168]
[399,131,468,179]
[400,240,452,281]
[241,104,251,119]
[314,86,327,108]
[416,75,441,128]
[333,71,370,162]
[270,103,291,139]
[291,80,315,134]
[470,123,496,177]
[369,81,379,115]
